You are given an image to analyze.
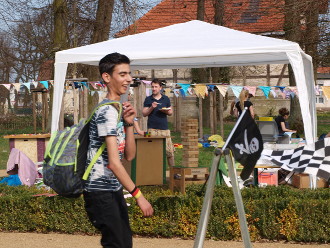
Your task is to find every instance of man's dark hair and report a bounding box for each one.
[279,107,289,116]
[99,52,130,76]
[151,78,163,87]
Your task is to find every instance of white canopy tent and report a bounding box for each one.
[52,20,316,143]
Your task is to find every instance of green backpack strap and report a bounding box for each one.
[82,101,123,180]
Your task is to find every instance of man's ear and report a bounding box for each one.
[101,72,111,83]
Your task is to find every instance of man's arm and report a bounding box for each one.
[106,136,153,217]
[142,101,158,117]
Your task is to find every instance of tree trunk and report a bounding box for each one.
[85,0,115,81]
[91,0,114,44]
[197,0,205,21]
[53,0,69,53]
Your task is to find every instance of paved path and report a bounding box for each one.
[0,233,328,248]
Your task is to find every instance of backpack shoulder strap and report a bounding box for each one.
[82,101,123,180]
[86,101,122,124]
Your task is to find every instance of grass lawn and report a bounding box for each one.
[0,113,329,170]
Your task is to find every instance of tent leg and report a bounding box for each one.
[224,148,252,248]
[193,148,221,248]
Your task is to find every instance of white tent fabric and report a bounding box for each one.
[52,20,316,143]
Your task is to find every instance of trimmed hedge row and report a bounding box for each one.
[0,184,329,243]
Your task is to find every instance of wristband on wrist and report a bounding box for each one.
[130,186,142,199]
[124,122,134,127]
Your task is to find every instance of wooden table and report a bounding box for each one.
[123,136,166,186]
[3,134,51,163]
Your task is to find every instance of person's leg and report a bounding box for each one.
[83,190,132,248]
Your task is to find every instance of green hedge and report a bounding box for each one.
[0,184,329,243]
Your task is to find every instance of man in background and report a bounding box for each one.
[142,79,175,167]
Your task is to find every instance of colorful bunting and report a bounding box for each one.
[321,86,330,100]
[12,83,21,92]
[216,85,228,97]
[258,86,271,98]
[22,82,31,92]
[194,85,207,98]
[244,86,257,96]
[230,85,243,98]
[40,81,49,89]
[179,89,186,97]
[177,83,190,94]
[142,80,152,85]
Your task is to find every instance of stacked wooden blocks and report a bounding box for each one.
[169,118,209,193]
[181,119,199,167]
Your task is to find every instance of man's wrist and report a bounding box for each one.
[124,122,134,127]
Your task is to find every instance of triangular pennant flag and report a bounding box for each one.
[22,82,31,92]
[230,85,243,98]
[146,88,151,97]
[274,86,286,92]
[227,110,263,180]
[216,85,228,97]
[207,85,215,91]
[40,81,49,89]
[194,85,207,99]
[142,80,152,85]
[258,86,271,98]
[90,91,96,96]
[270,89,277,98]
[187,87,194,95]
[12,83,21,92]
[89,82,98,89]
[173,89,180,97]
[314,85,320,96]
[321,86,330,100]
[1,84,11,91]
[244,86,257,96]
[179,88,186,97]
[81,82,88,89]
[290,92,295,98]
[164,88,172,97]
[74,82,81,89]
[177,83,190,93]
[32,81,39,89]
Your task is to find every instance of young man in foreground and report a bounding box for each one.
[83,53,153,248]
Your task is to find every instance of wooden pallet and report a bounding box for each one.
[169,167,209,194]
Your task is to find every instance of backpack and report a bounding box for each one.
[43,101,122,198]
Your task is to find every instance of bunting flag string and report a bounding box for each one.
[179,88,186,97]
[321,86,330,100]
[173,89,180,97]
[194,85,208,98]
[40,81,49,89]
[216,85,228,97]
[22,83,31,92]
[187,87,194,95]
[207,85,215,92]
[1,79,326,102]
[258,86,271,98]
[230,85,244,98]
[177,83,190,94]
[244,86,257,96]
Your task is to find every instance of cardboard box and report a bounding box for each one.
[292,173,329,189]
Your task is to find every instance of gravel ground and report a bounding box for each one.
[0,232,328,248]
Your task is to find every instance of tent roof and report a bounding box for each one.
[55,20,308,69]
[53,20,316,144]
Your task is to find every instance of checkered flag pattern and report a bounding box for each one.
[261,138,330,181]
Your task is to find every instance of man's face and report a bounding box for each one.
[106,63,132,96]
[151,83,162,95]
